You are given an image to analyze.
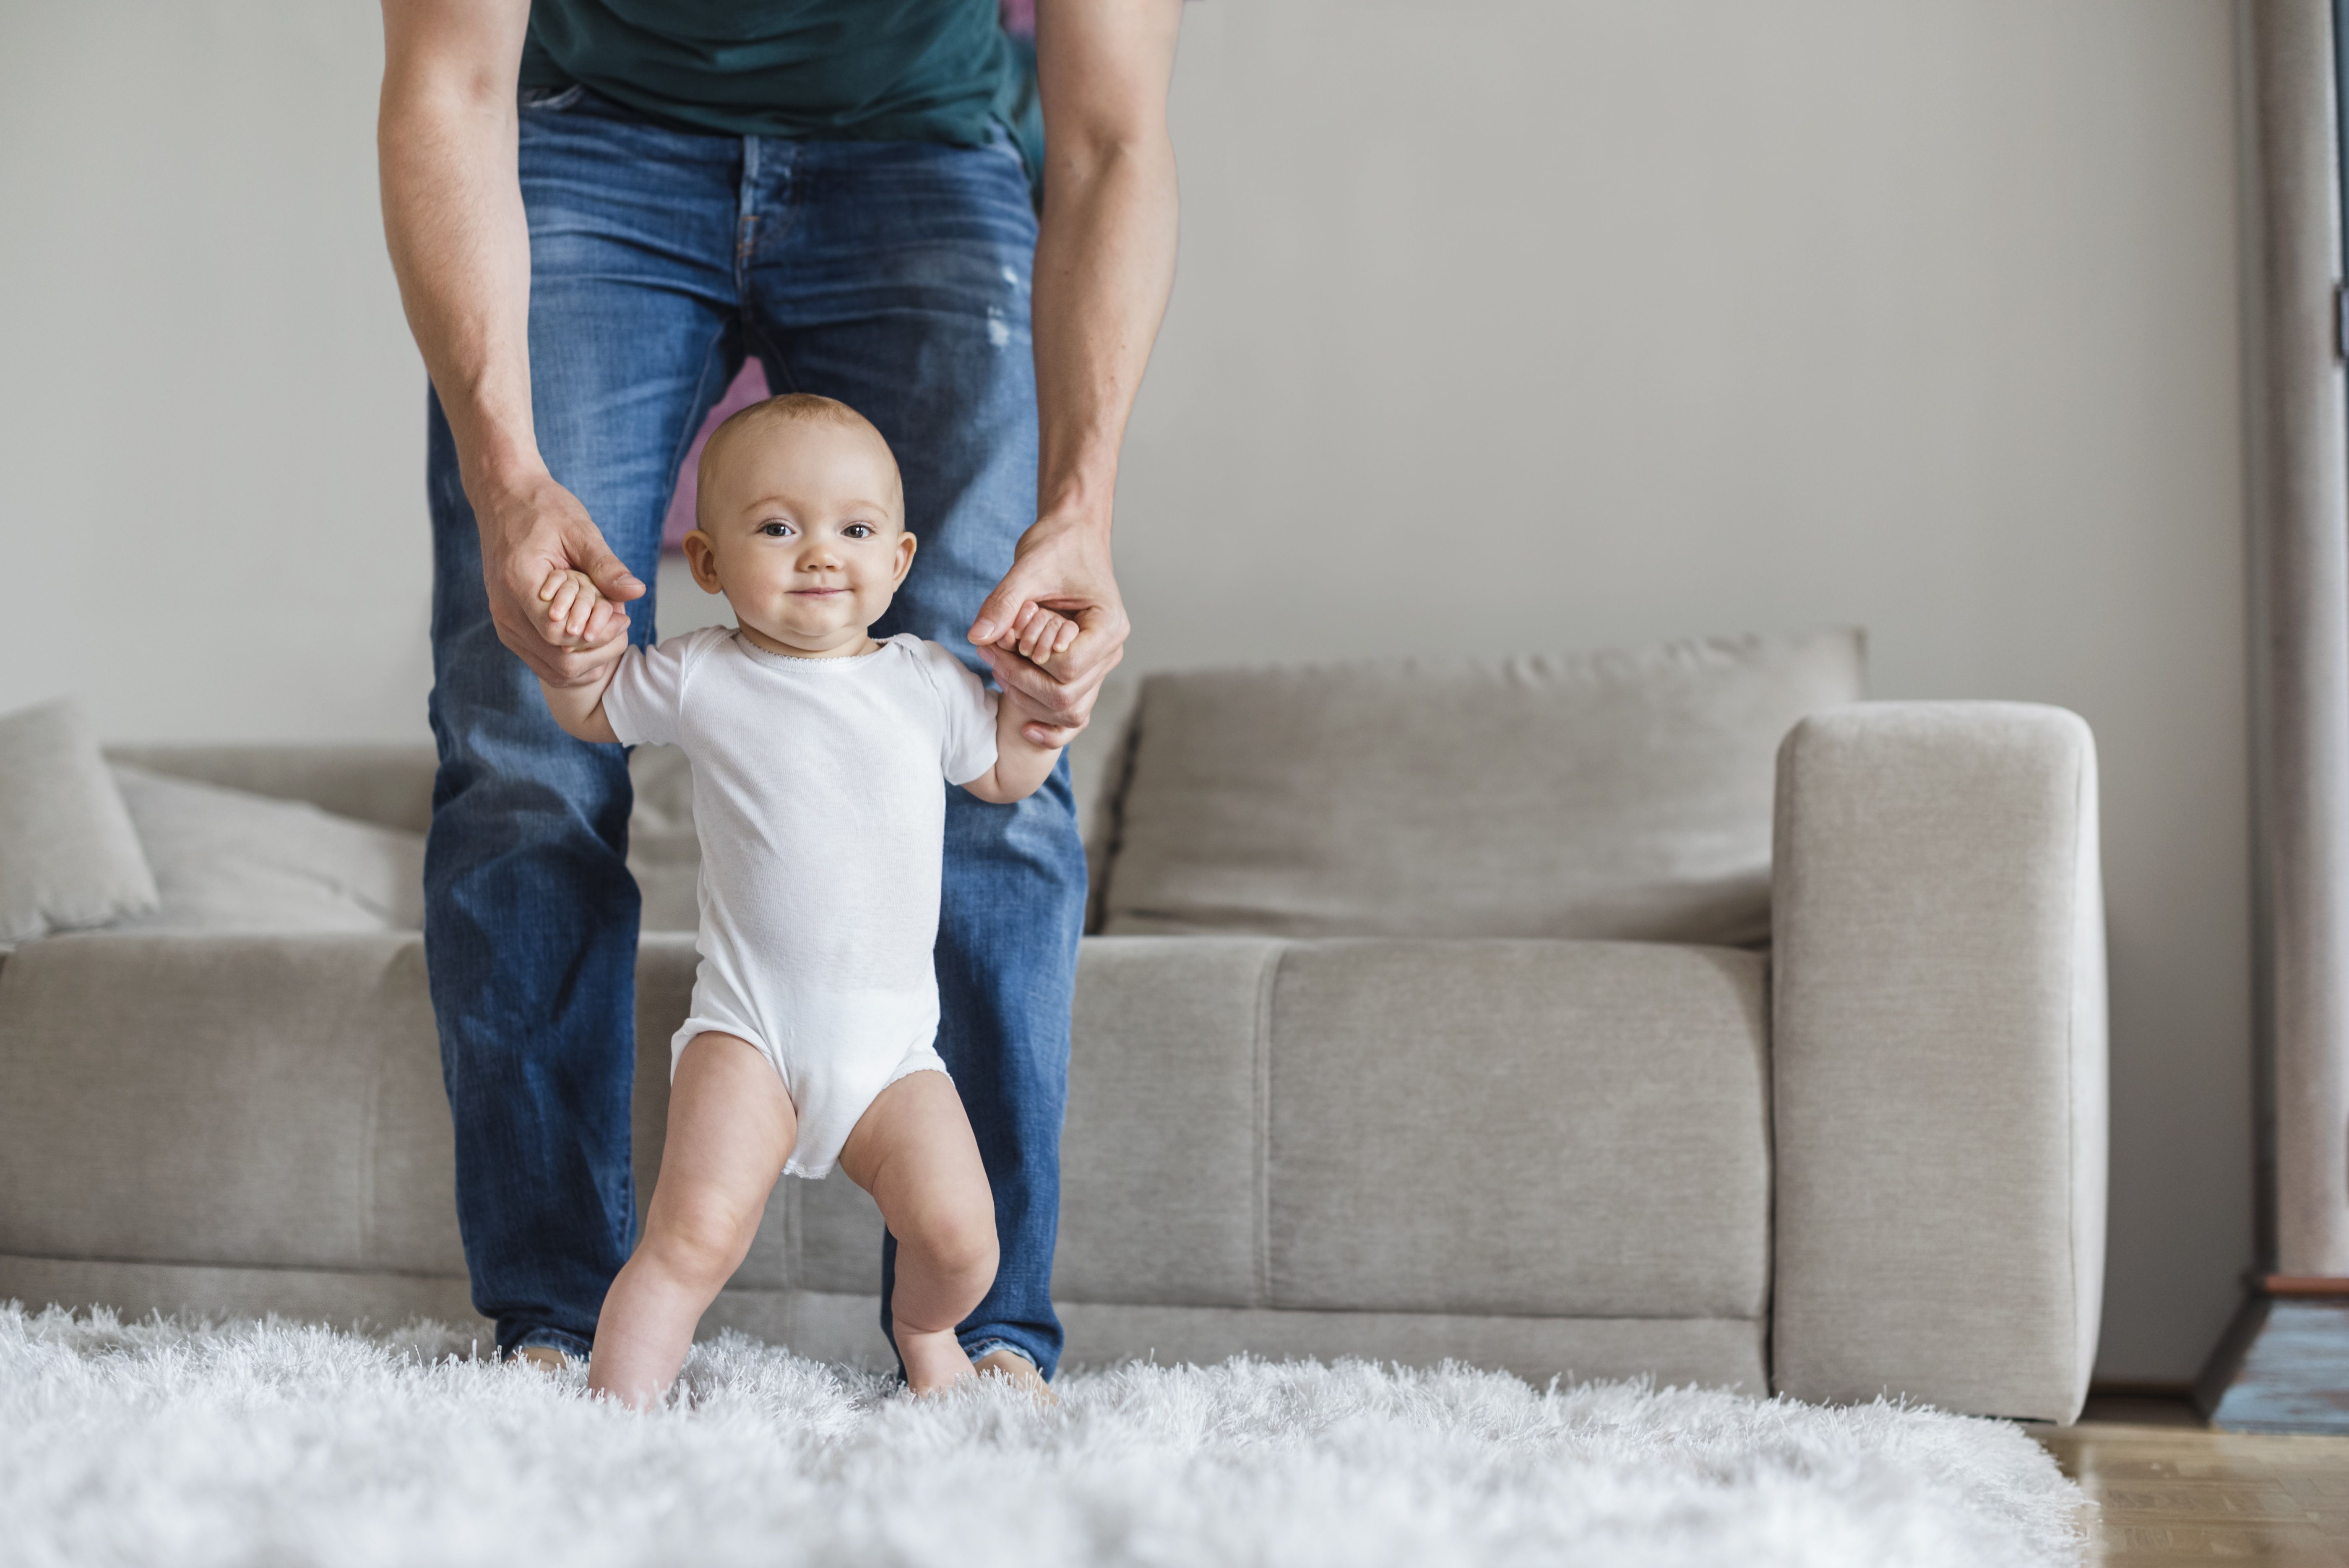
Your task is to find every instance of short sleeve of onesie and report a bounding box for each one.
[912,638,1000,785]
[601,629,716,748]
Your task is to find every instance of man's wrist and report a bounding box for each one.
[1034,479,1115,538]
[466,450,554,513]
[443,392,548,510]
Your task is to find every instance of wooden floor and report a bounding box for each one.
[2037,1396,2349,1563]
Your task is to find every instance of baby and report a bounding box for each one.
[535,393,1075,1409]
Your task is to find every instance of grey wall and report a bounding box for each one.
[0,4,432,742]
[0,1,2252,1382]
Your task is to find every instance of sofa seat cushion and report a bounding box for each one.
[1100,630,1862,945]
[1267,940,1770,1319]
[0,932,452,1274]
[0,932,703,1280]
[640,935,1771,1327]
[1043,936,1771,1323]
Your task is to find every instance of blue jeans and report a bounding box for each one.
[423,89,1084,1375]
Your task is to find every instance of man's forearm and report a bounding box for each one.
[967,0,1180,717]
[378,0,542,502]
[1030,0,1183,534]
[379,0,635,677]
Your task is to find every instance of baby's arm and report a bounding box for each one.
[960,609,1076,805]
[534,569,627,744]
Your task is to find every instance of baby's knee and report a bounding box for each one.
[645,1185,758,1287]
[904,1201,999,1286]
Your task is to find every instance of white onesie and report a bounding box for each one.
[600,626,998,1178]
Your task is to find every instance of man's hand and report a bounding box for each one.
[477,471,644,685]
[969,511,1127,747]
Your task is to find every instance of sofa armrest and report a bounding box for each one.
[1770,702,2107,1422]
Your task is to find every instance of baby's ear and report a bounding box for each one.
[681,529,724,594]
[892,527,918,583]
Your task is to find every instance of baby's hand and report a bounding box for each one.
[989,603,1080,665]
[538,567,620,652]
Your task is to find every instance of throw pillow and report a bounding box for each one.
[0,699,160,942]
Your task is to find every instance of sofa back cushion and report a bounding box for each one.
[1100,630,1862,945]
[104,745,440,836]
[106,765,426,933]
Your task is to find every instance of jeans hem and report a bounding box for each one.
[509,1327,595,1361]
[962,1336,1046,1378]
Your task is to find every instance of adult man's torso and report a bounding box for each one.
[519,0,1023,145]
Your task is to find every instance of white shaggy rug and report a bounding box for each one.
[0,1306,2083,1568]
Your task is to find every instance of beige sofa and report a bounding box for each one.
[0,631,2107,1422]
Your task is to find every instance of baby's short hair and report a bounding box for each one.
[697,391,902,521]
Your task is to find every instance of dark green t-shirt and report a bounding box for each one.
[518,0,1024,146]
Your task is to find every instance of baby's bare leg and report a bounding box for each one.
[836,1070,999,1394]
[586,1032,795,1409]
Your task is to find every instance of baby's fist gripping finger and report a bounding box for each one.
[1008,605,1079,663]
[539,567,605,644]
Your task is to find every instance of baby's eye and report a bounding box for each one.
[758,521,794,537]
[842,523,874,539]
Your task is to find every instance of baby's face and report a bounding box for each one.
[684,418,917,657]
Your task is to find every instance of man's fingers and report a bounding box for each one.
[969,570,1046,648]
[497,617,599,686]
[579,540,646,603]
[985,648,1092,730]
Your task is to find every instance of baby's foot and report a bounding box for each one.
[896,1322,976,1395]
[974,1347,1057,1407]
